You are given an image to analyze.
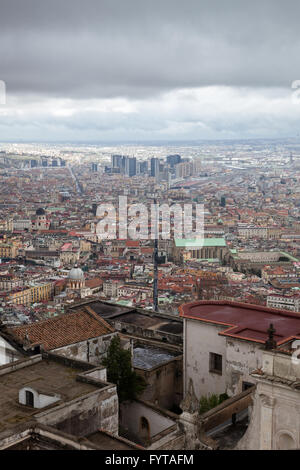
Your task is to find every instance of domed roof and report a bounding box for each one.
[68,265,84,280]
[36,207,46,216]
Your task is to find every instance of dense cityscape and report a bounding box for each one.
[1,139,300,323]
[0,138,300,452]
[1,0,300,457]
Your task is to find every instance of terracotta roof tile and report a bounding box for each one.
[7,307,114,351]
[86,278,103,289]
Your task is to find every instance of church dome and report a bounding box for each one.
[36,208,46,216]
[68,266,84,280]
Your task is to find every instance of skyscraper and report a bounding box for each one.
[125,157,136,177]
[167,154,181,167]
[150,158,159,177]
[111,154,123,169]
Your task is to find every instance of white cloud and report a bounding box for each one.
[0,85,299,141]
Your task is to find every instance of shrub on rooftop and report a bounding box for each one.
[199,392,229,414]
[102,335,147,403]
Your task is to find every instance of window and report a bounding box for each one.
[25,390,34,407]
[140,416,150,443]
[209,352,222,375]
[242,381,254,391]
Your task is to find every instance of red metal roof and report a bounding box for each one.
[179,300,300,345]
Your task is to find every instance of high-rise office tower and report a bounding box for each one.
[137,161,148,175]
[125,157,137,177]
[167,154,181,167]
[111,154,123,169]
[150,157,159,177]
[92,203,98,216]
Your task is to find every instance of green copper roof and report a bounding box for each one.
[175,238,227,248]
[116,300,132,306]
[196,258,221,263]
[279,251,299,262]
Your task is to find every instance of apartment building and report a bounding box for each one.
[267,294,300,312]
[8,282,53,306]
[0,241,18,259]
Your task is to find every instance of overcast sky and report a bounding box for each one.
[0,0,300,142]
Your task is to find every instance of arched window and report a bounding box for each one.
[277,432,296,450]
[140,416,150,443]
[25,390,34,407]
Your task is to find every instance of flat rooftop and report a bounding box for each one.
[69,301,183,336]
[86,430,139,450]
[113,312,183,335]
[70,300,135,318]
[180,301,300,345]
[0,355,99,433]
[113,312,159,327]
[133,346,179,370]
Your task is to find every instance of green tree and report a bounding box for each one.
[199,393,229,414]
[102,336,147,403]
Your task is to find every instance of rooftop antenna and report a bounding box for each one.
[153,197,159,312]
[265,323,277,350]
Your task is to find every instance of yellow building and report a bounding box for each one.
[80,239,92,252]
[8,288,32,306]
[8,283,53,306]
[0,219,13,231]
[0,242,18,259]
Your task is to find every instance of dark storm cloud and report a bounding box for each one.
[1,0,300,99]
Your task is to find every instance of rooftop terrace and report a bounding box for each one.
[0,354,103,433]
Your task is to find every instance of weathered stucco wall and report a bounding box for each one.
[53,332,117,365]
[135,356,183,409]
[121,400,175,438]
[35,386,119,437]
[184,318,264,399]
[184,319,226,399]
[225,338,262,395]
[0,335,23,365]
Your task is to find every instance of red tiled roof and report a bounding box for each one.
[7,307,114,350]
[61,242,73,251]
[125,240,140,247]
[86,278,103,289]
[41,230,68,234]
[180,300,300,345]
